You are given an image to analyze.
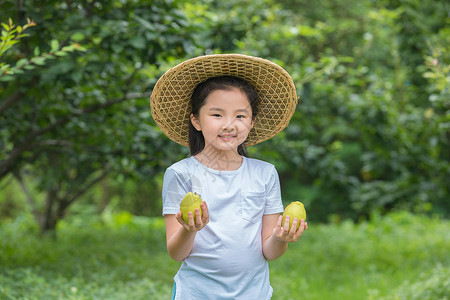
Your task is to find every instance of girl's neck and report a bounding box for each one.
[194,147,243,171]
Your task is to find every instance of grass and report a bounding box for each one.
[0,211,449,299]
[269,212,449,299]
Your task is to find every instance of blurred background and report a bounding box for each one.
[0,0,449,299]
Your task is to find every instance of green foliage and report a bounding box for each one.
[0,212,448,299]
[0,18,36,72]
[0,0,449,230]
[381,265,450,300]
[0,0,194,231]
[269,211,450,299]
[1,270,170,300]
[234,0,450,221]
[0,214,176,299]
[0,18,85,82]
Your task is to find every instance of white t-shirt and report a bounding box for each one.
[162,156,284,300]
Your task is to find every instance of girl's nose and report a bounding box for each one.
[222,118,235,131]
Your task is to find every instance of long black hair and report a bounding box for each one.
[188,76,259,156]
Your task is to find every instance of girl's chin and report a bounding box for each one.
[204,139,241,152]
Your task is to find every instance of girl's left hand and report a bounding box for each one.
[272,215,308,243]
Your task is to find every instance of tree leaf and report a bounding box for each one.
[2,23,10,31]
[34,46,40,56]
[16,58,28,67]
[31,57,47,65]
[50,39,60,52]
[71,32,85,42]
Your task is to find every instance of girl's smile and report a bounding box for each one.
[218,134,237,141]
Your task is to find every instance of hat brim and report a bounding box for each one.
[150,54,298,147]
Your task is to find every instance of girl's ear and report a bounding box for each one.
[190,113,201,131]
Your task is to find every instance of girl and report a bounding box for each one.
[150,54,308,300]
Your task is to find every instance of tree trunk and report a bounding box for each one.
[41,187,58,234]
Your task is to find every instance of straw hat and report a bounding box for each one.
[150,54,298,147]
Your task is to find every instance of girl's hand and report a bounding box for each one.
[272,215,308,243]
[176,201,209,232]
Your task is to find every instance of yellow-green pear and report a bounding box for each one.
[282,201,306,231]
[180,192,203,224]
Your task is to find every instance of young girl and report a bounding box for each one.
[150,54,308,300]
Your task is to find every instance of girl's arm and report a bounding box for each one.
[261,214,308,261]
[165,202,209,262]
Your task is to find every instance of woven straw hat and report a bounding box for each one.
[150,54,297,147]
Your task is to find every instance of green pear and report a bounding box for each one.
[282,201,306,231]
[180,192,203,224]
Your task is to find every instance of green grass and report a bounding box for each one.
[0,211,449,300]
[269,212,450,299]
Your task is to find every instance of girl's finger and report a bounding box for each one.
[195,208,202,228]
[295,220,306,238]
[275,215,283,231]
[188,211,195,228]
[290,218,298,234]
[283,215,290,232]
[201,202,209,222]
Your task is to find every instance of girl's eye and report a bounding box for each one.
[236,115,245,119]
[212,114,221,117]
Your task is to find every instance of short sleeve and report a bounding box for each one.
[162,167,189,216]
[264,166,284,215]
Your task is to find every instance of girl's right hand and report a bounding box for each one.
[176,201,209,232]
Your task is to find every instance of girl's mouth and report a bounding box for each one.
[218,134,236,141]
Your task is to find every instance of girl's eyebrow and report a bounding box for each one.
[208,107,225,111]
[208,107,250,114]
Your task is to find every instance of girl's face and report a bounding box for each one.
[190,88,254,154]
